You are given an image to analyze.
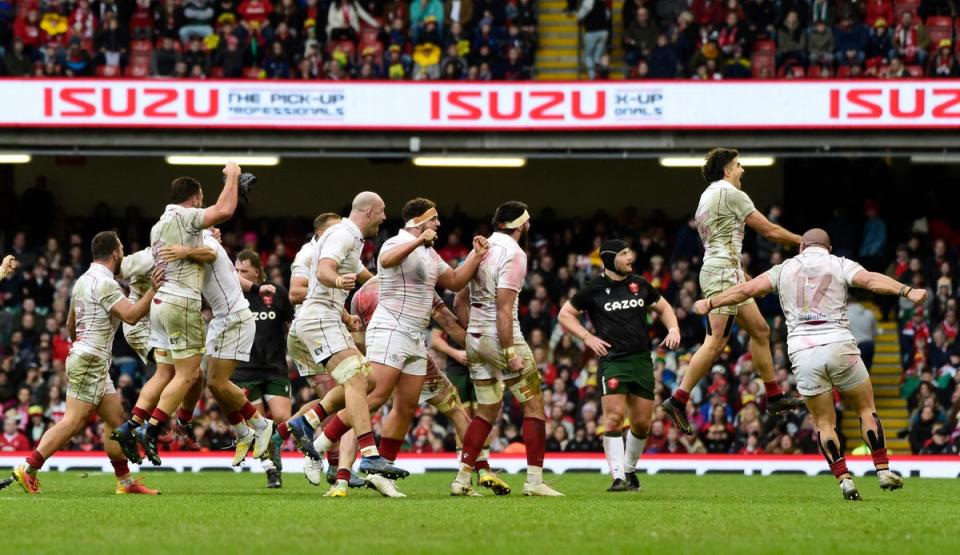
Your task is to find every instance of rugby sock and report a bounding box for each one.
[240,402,269,432]
[336,468,351,482]
[304,405,328,429]
[523,417,546,484]
[461,417,492,468]
[623,430,647,473]
[111,459,134,487]
[829,458,850,480]
[177,408,193,424]
[357,432,379,457]
[25,450,45,474]
[764,381,785,403]
[261,459,276,472]
[277,421,291,440]
[147,408,170,437]
[476,448,491,471]
[871,448,890,471]
[326,450,339,468]
[672,389,690,406]
[131,406,150,424]
[227,409,251,438]
[379,437,403,463]
[603,431,626,481]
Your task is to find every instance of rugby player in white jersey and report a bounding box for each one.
[694,229,924,500]
[284,191,407,478]
[13,232,161,495]
[451,201,563,497]
[663,148,806,435]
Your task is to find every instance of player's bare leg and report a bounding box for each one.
[206,356,274,466]
[366,372,424,498]
[736,303,805,415]
[601,394,630,492]
[662,313,731,434]
[806,390,862,501]
[170,371,205,449]
[842,379,902,491]
[14,396,96,494]
[99,393,160,495]
[134,354,203,465]
[431,384,506,494]
[113,360,174,462]
[623,395,652,492]
[452,384,500,497]
[510,372,563,497]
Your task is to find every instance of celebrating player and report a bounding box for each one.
[694,228,922,500]
[451,201,562,497]
[12,232,161,495]
[558,239,681,492]
[662,148,805,435]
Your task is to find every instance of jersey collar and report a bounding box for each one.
[802,245,830,255]
[90,261,114,278]
[343,218,364,241]
[710,179,738,190]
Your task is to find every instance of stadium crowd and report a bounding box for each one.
[1,179,959,458]
[0,0,538,80]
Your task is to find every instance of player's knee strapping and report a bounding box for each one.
[330,354,370,385]
[475,380,505,405]
[430,385,461,414]
[508,370,542,403]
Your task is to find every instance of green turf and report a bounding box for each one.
[3,470,957,555]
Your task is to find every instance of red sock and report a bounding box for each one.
[111,459,130,478]
[357,431,376,452]
[323,415,350,444]
[311,405,328,422]
[226,410,244,425]
[522,417,546,468]
[379,437,403,462]
[829,458,850,479]
[26,450,45,471]
[150,408,170,425]
[326,450,339,467]
[336,468,351,482]
[673,389,690,405]
[277,421,291,439]
[475,459,491,471]
[177,408,193,423]
[132,406,150,423]
[764,381,783,398]
[871,448,889,470]
[461,417,492,468]
[239,401,257,420]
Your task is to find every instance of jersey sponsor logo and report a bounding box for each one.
[603,299,645,311]
[252,311,277,321]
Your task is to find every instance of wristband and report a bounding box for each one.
[582,332,592,342]
[706,298,714,311]
[335,276,344,289]
[898,285,907,298]
[502,346,517,360]
[250,283,260,296]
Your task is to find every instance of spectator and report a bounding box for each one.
[327,0,379,42]
[807,19,834,67]
[180,0,216,42]
[150,35,179,76]
[848,292,879,372]
[865,0,892,28]
[93,13,129,70]
[920,423,959,454]
[859,200,887,271]
[3,38,33,76]
[411,0,444,40]
[577,0,610,80]
[721,44,751,78]
[891,11,929,66]
[0,416,30,451]
[444,0,473,28]
[928,39,959,77]
[214,34,246,77]
[834,15,868,68]
[647,33,677,78]
[865,19,892,66]
[775,10,806,68]
[622,7,658,68]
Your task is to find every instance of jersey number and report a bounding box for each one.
[796,275,832,310]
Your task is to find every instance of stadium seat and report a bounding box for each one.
[925,16,953,51]
[777,65,806,78]
[906,64,923,76]
[752,40,776,53]
[893,0,920,20]
[243,66,263,79]
[94,64,120,77]
[130,40,153,53]
[835,65,852,78]
[210,66,224,78]
[750,52,774,77]
[124,53,150,78]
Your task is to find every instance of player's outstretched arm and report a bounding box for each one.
[437,236,489,292]
[238,273,275,298]
[432,305,467,346]
[694,273,774,315]
[851,270,928,305]
[745,211,802,247]
[650,298,682,350]
[157,245,217,264]
[110,268,163,324]
[202,161,241,228]
[380,234,428,269]
[430,327,467,365]
[558,301,610,357]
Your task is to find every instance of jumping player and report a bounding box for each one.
[694,228,922,500]
[558,239,681,492]
[12,232,161,495]
[662,148,805,435]
[451,201,563,497]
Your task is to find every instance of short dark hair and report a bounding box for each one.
[401,198,436,223]
[236,249,265,282]
[171,177,202,204]
[313,212,340,234]
[90,231,120,260]
[492,201,528,229]
[702,148,739,184]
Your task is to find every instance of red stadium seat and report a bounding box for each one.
[752,40,776,53]
[926,16,953,51]
[130,39,153,53]
[906,64,924,76]
[776,65,806,78]
[94,64,120,77]
[750,52,774,77]
[243,66,263,79]
[893,0,920,20]
[210,66,224,78]
[835,65,852,78]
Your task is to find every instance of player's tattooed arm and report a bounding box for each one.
[852,270,928,305]
[558,301,610,357]
[651,298,681,350]
[744,211,802,247]
[694,273,774,315]
[157,245,217,264]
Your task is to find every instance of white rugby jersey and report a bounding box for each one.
[150,204,206,300]
[290,236,317,317]
[71,263,126,359]
[369,229,450,332]
[695,180,757,269]
[467,232,526,337]
[201,231,248,319]
[303,219,366,312]
[121,248,155,303]
[765,246,865,355]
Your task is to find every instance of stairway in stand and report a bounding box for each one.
[840,318,910,454]
[535,0,628,80]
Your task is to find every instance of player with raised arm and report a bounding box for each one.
[282,191,406,479]
[450,201,562,497]
[12,232,161,495]
[694,228,922,500]
[662,148,806,435]
[558,239,681,492]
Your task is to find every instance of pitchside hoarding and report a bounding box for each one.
[2,79,959,130]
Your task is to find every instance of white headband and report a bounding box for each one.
[503,210,530,230]
[405,207,438,228]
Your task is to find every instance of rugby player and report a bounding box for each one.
[12,232,161,495]
[451,201,563,497]
[282,191,406,478]
[558,239,681,492]
[694,228,922,500]
[662,148,806,435]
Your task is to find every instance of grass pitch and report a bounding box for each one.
[2,470,957,555]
